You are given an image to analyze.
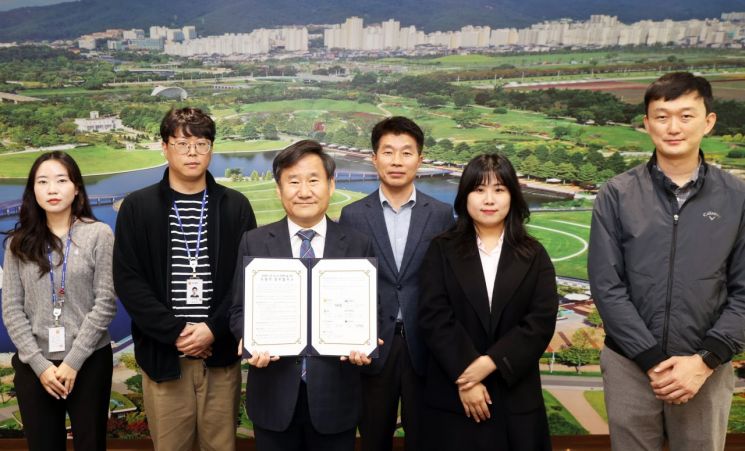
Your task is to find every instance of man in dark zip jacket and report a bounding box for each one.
[589,72,745,451]
[113,108,257,450]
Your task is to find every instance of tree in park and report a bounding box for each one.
[250,170,260,181]
[585,149,605,167]
[520,155,541,179]
[534,145,549,162]
[556,162,577,184]
[536,161,557,180]
[553,125,572,140]
[418,95,449,108]
[351,72,377,87]
[605,151,626,174]
[576,163,598,185]
[452,89,473,109]
[243,123,260,139]
[453,109,480,128]
[556,346,597,374]
[550,147,570,165]
[454,142,471,155]
[224,168,242,179]
[438,138,454,151]
[555,330,599,374]
[424,135,437,148]
[263,123,278,140]
[596,169,615,183]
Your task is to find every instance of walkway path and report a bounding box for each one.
[547,387,609,434]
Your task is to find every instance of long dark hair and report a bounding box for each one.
[4,151,95,275]
[447,153,538,258]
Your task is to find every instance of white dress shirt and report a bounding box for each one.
[287,217,327,258]
[477,232,504,309]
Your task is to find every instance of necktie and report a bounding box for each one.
[298,229,316,260]
[297,229,316,382]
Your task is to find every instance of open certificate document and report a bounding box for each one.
[311,259,377,356]
[244,258,308,356]
[243,257,377,357]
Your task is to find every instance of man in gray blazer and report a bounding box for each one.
[229,140,375,451]
[339,117,454,451]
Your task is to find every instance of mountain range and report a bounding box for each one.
[1,0,744,42]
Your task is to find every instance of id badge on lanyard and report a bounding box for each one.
[48,232,72,353]
[173,191,207,305]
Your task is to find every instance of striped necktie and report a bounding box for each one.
[298,229,316,260]
[297,228,316,382]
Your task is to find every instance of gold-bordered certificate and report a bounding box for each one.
[243,257,377,357]
[244,258,308,356]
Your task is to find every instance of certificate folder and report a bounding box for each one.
[242,257,378,358]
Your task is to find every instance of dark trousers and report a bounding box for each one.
[12,345,113,451]
[253,382,355,451]
[422,404,551,451]
[360,332,423,451]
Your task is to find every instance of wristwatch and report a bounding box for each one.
[696,350,721,369]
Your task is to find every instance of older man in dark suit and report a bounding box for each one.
[339,117,454,451]
[229,140,375,451]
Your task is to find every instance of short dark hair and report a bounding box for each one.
[644,72,713,115]
[371,116,424,154]
[273,140,336,182]
[447,153,537,258]
[160,107,216,143]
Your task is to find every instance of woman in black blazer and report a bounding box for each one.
[418,154,557,451]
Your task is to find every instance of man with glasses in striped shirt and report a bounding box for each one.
[114,107,257,451]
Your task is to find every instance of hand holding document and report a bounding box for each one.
[243,257,377,358]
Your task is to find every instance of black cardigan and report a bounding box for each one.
[113,170,257,381]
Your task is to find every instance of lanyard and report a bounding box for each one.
[48,231,72,325]
[172,190,207,276]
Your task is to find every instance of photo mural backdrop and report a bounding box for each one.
[1,0,745,439]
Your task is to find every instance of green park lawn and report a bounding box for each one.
[0,145,165,178]
[223,180,366,226]
[22,86,152,97]
[529,211,591,280]
[213,139,291,153]
[543,390,588,435]
[583,390,608,422]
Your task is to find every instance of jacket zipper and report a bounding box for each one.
[662,209,678,354]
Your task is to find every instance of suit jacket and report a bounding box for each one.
[228,217,374,434]
[418,232,557,417]
[339,190,454,375]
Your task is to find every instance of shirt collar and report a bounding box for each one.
[287,216,327,239]
[648,150,706,190]
[476,231,504,256]
[379,186,417,210]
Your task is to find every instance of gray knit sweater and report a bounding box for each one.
[2,220,116,377]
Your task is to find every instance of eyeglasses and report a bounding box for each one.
[168,140,212,155]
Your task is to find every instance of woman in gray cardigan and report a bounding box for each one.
[2,151,116,451]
